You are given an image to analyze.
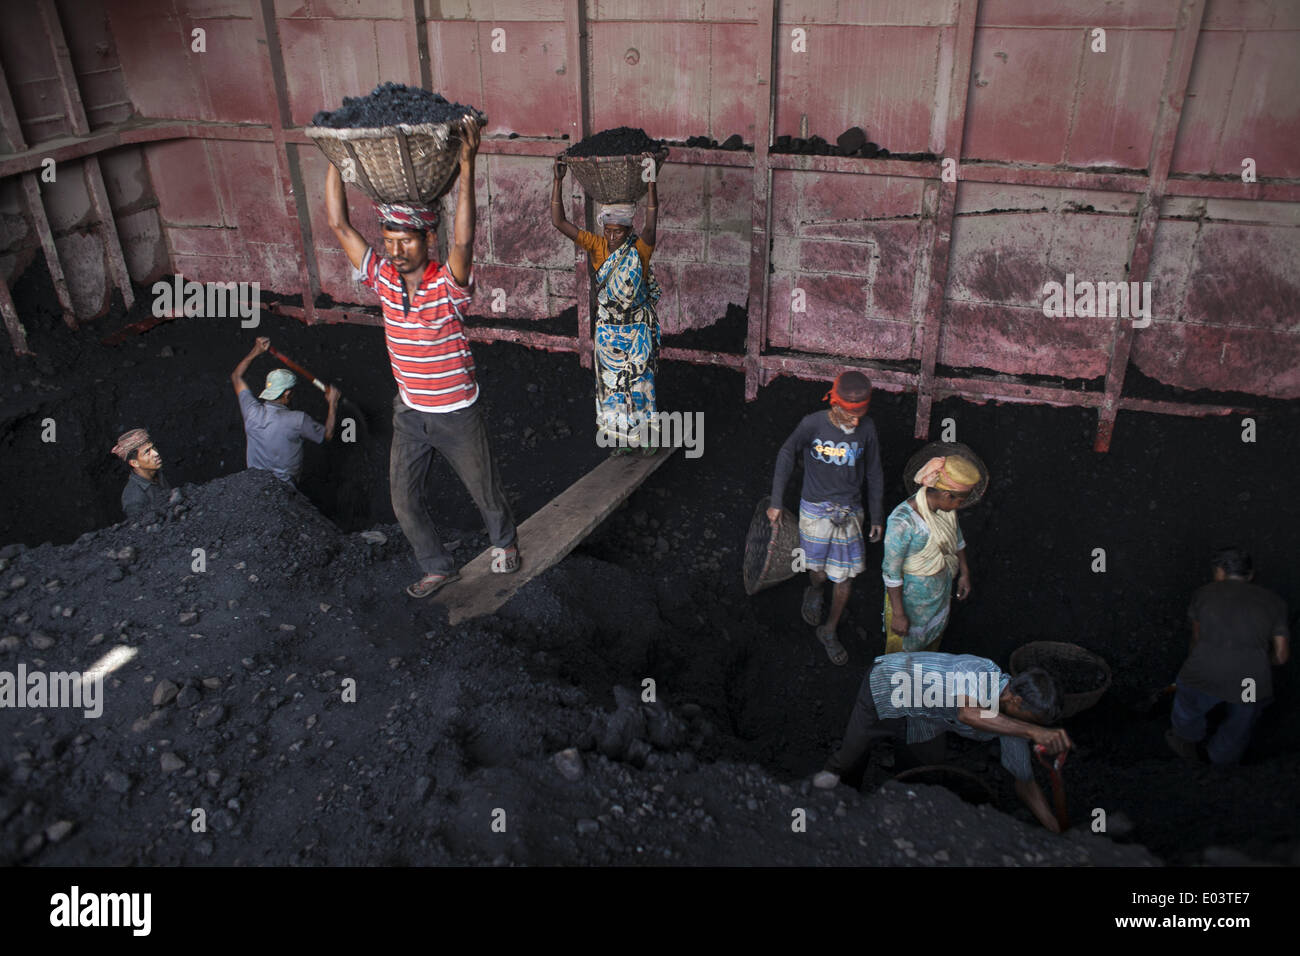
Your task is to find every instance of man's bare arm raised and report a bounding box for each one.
[325,163,369,270]
[446,118,480,287]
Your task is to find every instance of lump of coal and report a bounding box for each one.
[565,126,663,158]
[774,136,837,156]
[311,82,482,129]
[771,129,895,160]
[836,126,866,155]
[719,133,745,151]
[685,135,718,148]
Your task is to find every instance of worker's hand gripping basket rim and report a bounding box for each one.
[306,112,487,206]
[742,496,801,596]
[559,147,670,205]
[903,441,989,509]
[1009,640,1113,719]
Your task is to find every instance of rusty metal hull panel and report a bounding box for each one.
[2,0,1295,433]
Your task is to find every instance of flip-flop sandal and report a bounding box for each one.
[801,586,824,626]
[816,625,848,666]
[640,446,659,457]
[405,571,459,598]
[491,546,521,574]
[608,447,634,458]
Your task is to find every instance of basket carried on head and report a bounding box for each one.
[903,441,989,508]
[305,114,487,206]
[1009,641,1112,719]
[560,148,669,204]
[742,496,801,596]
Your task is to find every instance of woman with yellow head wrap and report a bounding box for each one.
[881,454,982,652]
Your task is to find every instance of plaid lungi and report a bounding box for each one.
[798,499,866,583]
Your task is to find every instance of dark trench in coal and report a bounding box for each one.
[2,261,1297,866]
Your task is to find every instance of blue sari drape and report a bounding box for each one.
[593,236,661,444]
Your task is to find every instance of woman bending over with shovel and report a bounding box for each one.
[550,156,661,456]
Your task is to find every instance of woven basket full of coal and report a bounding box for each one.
[903,441,989,508]
[1010,641,1112,718]
[562,127,668,204]
[306,83,487,206]
[743,496,800,596]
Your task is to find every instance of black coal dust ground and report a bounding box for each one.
[1,271,1297,866]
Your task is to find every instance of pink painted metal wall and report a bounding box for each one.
[0,0,166,322]
[2,1,1298,443]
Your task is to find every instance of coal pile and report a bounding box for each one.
[769,125,940,161]
[564,126,663,158]
[311,82,483,129]
[772,133,845,156]
[4,263,1298,865]
[0,469,1158,866]
[681,134,749,151]
[894,766,993,806]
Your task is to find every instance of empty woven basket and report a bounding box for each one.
[742,496,801,596]
[1009,641,1112,718]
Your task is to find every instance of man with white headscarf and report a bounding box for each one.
[550,154,662,456]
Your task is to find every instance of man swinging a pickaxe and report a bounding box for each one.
[231,336,339,486]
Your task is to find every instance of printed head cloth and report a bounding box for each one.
[914,455,980,494]
[376,201,440,234]
[597,203,636,228]
[822,370,872,415]
[112,427,151,461]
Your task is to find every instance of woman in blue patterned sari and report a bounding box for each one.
[551,156,661,455]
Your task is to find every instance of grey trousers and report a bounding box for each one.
[825,669,947,777]
[390,395,517,575]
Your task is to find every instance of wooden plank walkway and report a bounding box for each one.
[437,448,677,625]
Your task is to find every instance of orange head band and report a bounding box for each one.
[823,372,872,415]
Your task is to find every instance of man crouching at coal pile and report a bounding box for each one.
[324,120,520,598]
[769,371,884,666]
[112,427,170,520]
[1166,547,1290,766]
[812,652,1073,832]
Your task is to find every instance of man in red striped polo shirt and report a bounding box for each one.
[325,119,519,597]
